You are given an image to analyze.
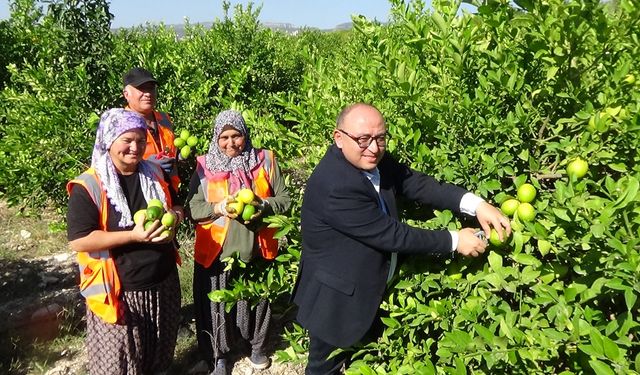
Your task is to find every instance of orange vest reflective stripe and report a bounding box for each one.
[193,150,279,268]
[66,165,173,323]
[142,111,180,191]
[143,111,176,158]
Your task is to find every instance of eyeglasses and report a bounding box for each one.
[337,129,388,149]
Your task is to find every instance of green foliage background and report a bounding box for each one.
[0,0,639,373]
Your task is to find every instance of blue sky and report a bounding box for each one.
[0,0,394,29]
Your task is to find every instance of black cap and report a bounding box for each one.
[123,67,157,88]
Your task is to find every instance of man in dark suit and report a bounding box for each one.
[291,103,511,374]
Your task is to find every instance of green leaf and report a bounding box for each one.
[552,208,572,221]
[431,12,448,33]
[542,328,569,341]
[520,266,540,283]
[625,288,637,311]
[608,163,627,172]
[499,318,513,340]
[564,287,579,302]
[488,251,503,271]
[381,317,401,328]
[611,176,639,209]
[589,329,604,356]
[474,324,495,345]
[579,344,599,357]
[484,273,504,288]
[511,253,541,266]
[513,230,524,254]
[395,280,417,290]
[589,359,615,375]
[602,336,620,361]
[445,330,473,349]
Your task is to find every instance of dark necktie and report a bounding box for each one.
[378,193,397,282]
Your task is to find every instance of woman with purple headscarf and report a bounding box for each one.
[187,109,290,374]
[66,108,184,375]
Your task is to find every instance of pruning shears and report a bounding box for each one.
[474,230,487,244]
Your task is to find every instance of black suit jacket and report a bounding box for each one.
[291,145,468,348]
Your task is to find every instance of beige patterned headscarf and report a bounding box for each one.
[204,110,261,194]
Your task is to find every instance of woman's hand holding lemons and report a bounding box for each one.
[231,188,266,224]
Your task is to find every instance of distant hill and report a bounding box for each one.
[334,22,353,30]
[113,21,353,37]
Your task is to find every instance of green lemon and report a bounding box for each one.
[489,229,508,247]
[180,145,191,159]
[517,202,536,222]
[146,205,163,221]
[147,198,163,209]
[500,199,520,217]
[242,204,256,221]
[236,188,255,204]
[161,212,176,227]
[144,220,156,231]
[173,137,186,148]
[567,157,588,179]
[517,183,536,203]
[133,209,147,226]
[179,129,191,141]
[187,135,198,147]
[227,201,244,215]
[160,229,172,238]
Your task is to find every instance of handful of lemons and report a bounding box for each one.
[173,129,199,159]
[133,198,177,239]
[225,188,263,222]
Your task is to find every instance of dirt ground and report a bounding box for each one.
[0,201,305,374]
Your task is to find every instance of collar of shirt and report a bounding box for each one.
[361,168,381,193]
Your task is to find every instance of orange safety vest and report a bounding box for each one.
[66,165,174,323]
[193,150,279,268]
[143,111,176,158]
[140,111,180,191]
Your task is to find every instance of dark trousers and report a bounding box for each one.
[305,334,350,375]
[305,310,386,375]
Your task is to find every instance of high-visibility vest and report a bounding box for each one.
[193,150,279,268]
[140,111,180,191]
[66,165,173,323]
[143,111,176,158]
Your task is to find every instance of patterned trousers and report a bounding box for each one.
[85,269,181,375]
[193,260,271,368]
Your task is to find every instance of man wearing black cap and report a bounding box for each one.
[123,67,180,190]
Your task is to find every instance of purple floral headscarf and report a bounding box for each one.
[205,110,261,193]
[92,108,166,228]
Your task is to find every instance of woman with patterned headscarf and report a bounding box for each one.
[187,109,290,374]
[66,108,184,375]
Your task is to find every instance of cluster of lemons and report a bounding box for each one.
[133,198,176,238]
[488,183,537,247]
[490,157,589,247]
[173,130,198,159]
[226,188,260,222]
